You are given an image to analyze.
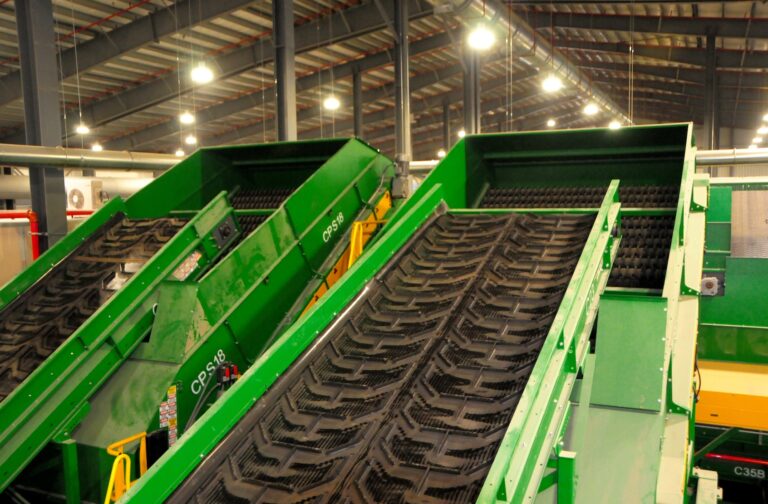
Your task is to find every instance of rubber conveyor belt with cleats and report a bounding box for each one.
[171,211,596,503]
[0,216,186,402]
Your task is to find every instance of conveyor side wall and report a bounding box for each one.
[123,185,451,502]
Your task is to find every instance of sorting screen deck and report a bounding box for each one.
[171,211,594,503]
[480,185,676,289]
[0,215,186,402]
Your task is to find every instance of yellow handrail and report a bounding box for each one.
[104,454,131,504]
[104,432,148,503]
[301,191,392,316]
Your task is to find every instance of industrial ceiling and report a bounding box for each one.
[0,0,766,160]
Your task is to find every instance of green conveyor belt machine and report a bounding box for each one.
[124,124,709,503]
[0,139,394,502]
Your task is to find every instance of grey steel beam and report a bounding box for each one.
[442,101,450,150]
[105,31,455,150]
[0,0,256,110]
[518,10,768,39]
[353,68,363,138]
[578,60,768,89]
[273,0,297,140]
[704,33,718,149]
[555,38,768,70]
[463,48,480,134]
[15,0,67,251]
[393,0,412,187]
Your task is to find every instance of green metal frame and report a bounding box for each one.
[0,138,395,500]
[0,192,236,491]
[125,124,700,503]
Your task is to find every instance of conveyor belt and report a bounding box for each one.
[230,189,295,246]
[231,189,294,210]
[480,184,678,209]
[171,211,594,503]
[0,216,186,402]
[480,185,676,290]
[608,215,675,290]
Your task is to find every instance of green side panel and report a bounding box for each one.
[699,258,768,362]
[697,325,768,364]
[565,404,665,504]
[0,197,125,309]
[705,222,731,254]
[706,186,732,223]
[131,282,201,363]
[700,258,768,326]
[73,360,180,448]
[591,295,668,411]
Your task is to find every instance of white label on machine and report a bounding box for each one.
[322,212,345,243]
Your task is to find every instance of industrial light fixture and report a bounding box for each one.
[749,143,759,150]
[546,118,556,128]
[754,136,764,144]
[609,120,622,130]
[583,103,599,116]
[758,126,768,135]
[763,113,768,122]
[91,143,103,152]
[467,23,495,51]
[190,62,214,84]
[541,74,563,93]
[184,134,197,145]
[75,123,90,135]
[458,129,466,138]
[179,111,195,124]
[175,148,185,157]
[437,149,446,158]
[323,95,341,111]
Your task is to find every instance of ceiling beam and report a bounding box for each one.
[105,30,459,150]
[518,9,768,39]
[0,0,257,109]
[556,37,768,69]
[3,0,435,144]
[574,60,768,89]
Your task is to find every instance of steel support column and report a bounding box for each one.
[273,0,297,141]
[463,49,481,134]
[353,68,363,138]
[442,101,451,150]
[15,0,67,251]
[393,0,411,197]
[704,33,719,150]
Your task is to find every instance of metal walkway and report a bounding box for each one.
[170,211,594,503]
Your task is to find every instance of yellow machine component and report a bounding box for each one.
[104,432,148,503]
[696,360,768,431]
[302,191,391,316]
